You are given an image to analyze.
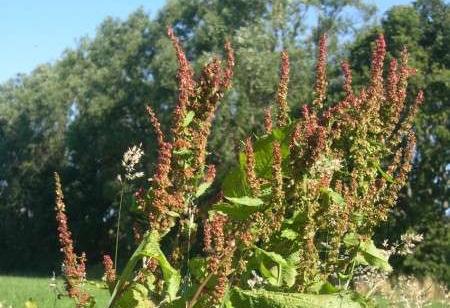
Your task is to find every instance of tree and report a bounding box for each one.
[0,65,70,271]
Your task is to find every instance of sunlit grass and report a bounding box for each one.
[0,275,110,307]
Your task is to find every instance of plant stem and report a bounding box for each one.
[345,259,356,290]
[187,272,214,308]
[114,185,124,270]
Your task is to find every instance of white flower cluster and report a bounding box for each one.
[122,143,144,180]
[382,232,424,256]
[247,270,266,289]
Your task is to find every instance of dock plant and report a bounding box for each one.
[53,27,423,307]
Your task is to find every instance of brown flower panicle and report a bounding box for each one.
[264,107,273,134]
[244,137,260,196]
[313,34,328,110]
[341,60,353,97]
[102,255,116,291]
[54,173,91,306]
[276,50,290,126]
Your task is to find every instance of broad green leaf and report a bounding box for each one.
[228,288,363,308]
[343,234,392,272]
[222,167,250,197]
[272,127,286,141]
[228,127,291,196]
[280,264,297,288]
[182,111,195,127]
[253,247,297,288]
[140,231,181,301]
[108,231,180,307]
[283,210,306,227]
[286,251,301,266]
[225,196,264,206]
[259,261,278,285]
[358,239,392,272]
[212,196,264,220]
[114,283,154,308]
[108,236,148,307]
[343,233,360,248]
[214,201,262,220]
[254,247,288,266]
[236,126,292,182]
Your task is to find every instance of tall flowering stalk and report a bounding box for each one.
[276,51,290,126]
[244,138,260,196]
[54,173,91,307]
[312,34,328,110]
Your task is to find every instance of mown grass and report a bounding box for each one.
[0,275,110,307]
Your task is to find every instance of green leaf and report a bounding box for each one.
[108,231,180,307]
[225,196,264,206]
[343,233,360,248]
[225,130,301,206]
[140,231,181,301]
[228,288,363,308]
[308,281,340,294]
[222,167,251,197]
[320,188,345,207]
[212,196,264,219]
[280,229,298,240]
[259,261,278,285]
[195,181,213,198]
[182,111,195,127]
[254,247,288,266]
[343,234,392,272]
[188,257,208,281]
[236,126,292,182]
[214,201,262,220]
[376,164,394,183]
[253,247,297,288]
[113,283,154,308]
[358,239,392,272]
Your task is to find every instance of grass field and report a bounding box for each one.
[0,275,110,307]
[1,275,448,307]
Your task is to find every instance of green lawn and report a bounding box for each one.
[0,275,110,307]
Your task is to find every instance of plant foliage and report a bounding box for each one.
[53,25,423,307]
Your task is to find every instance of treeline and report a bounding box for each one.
[0,0,448,284]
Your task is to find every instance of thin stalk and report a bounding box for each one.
[187,250,235,308]
[187,272,214,308]
[345,259,357,290]
[114,185,124,270]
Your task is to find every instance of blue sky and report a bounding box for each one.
[0,0,411,82]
